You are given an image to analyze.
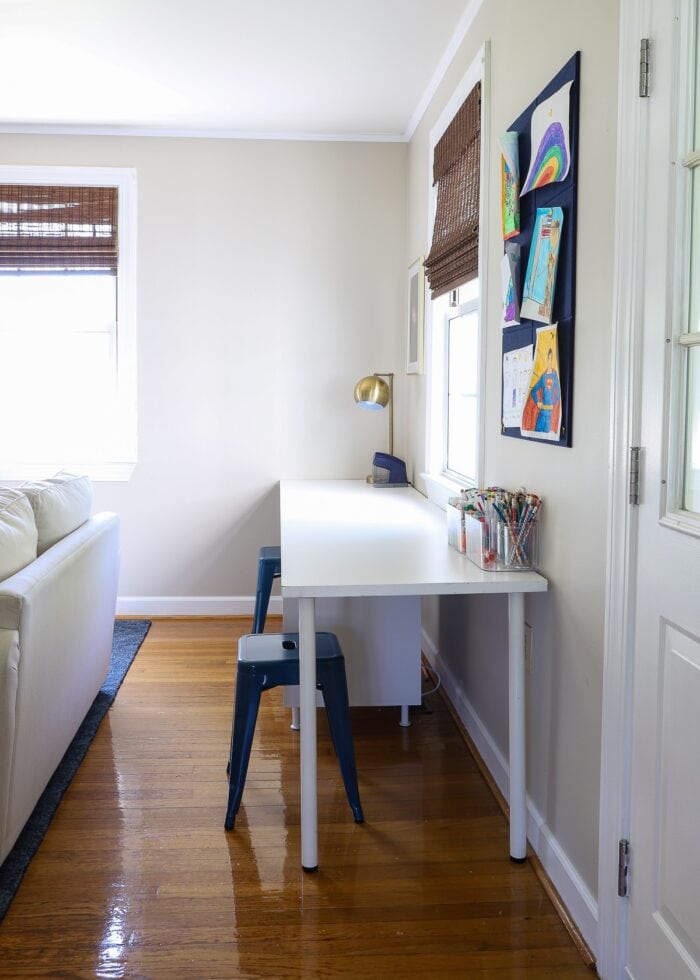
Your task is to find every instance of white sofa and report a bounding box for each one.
[0,475,119,864]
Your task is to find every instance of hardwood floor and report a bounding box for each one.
[0,618,594,978]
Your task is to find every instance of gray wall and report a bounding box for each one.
[404,0,620,925]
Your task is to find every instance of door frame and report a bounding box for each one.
[598,0,651,976]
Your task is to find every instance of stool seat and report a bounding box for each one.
[258,545,282,566]
[225,632,364,831]
[252,545,281,633]
[238,633,342,667]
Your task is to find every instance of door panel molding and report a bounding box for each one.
[654,621,700,970]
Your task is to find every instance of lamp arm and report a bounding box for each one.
[373,372,394,457]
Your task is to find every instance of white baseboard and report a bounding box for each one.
[421,626,599,958]
[115,595,284,617]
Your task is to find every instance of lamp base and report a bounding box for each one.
[371,452,409,487]
[366,474,409,487]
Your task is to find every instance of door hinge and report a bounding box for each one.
[629,447,641,505]
[639,38,650,97]
[618,839,630,897]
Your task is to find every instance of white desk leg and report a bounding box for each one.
[298,597,318,872]
[508,592,527,862]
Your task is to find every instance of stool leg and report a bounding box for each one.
[318,661,364,824]
[225,670,264,829]
[252,560,276,633]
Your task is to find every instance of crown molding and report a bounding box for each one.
[0,122,407,143]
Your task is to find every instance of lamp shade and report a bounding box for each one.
[353,374,390,410]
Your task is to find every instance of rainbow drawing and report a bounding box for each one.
[522,123,568,191]
[521,81,572,196]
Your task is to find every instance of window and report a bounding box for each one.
[445,279,480,481]
[664,5,700,527]
[0,167,136,481]
[423,47,488,508]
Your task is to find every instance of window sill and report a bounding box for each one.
[660,509,700,539]
[421,471,472,511]
[0,461,136,483]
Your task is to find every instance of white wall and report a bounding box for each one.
[0,134,407,608]
[404,0,620,951]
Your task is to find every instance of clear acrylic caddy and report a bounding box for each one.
[451,511,540,571]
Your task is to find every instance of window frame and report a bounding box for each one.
[0,164,137,482]
[422,44,490,511]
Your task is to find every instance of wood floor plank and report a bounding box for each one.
[0,618,595,977]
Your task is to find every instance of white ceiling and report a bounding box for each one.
[0,0,475,140]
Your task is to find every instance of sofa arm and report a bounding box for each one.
[0,512,120,864]
[0,512,119,630]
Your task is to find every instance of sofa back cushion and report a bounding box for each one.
[21,473,93,554]
[0,490,38,580]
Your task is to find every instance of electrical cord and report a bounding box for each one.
[421,662,442,697]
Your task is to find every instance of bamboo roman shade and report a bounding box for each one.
[0,184,118,273]
[424,83,481,299]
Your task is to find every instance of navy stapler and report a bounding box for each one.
[371,452,409,487]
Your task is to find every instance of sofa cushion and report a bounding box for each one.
[21,473,93,554]
[0,490,38,580]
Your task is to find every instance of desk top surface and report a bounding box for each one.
[279,480,548,599]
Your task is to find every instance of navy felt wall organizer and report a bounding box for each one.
[501,52,580,447]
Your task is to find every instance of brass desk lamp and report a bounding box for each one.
[353,372,409,486]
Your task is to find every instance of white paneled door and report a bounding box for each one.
[624,1,700,977]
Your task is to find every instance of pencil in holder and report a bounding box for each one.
[496,517,539,570]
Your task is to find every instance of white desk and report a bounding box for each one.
[280,479,548,871]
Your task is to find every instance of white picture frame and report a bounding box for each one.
[407,257,425,374]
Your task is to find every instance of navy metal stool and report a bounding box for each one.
[225,631,364,830]
[252,545,281,633]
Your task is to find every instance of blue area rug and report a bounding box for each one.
[0,619,151,922]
